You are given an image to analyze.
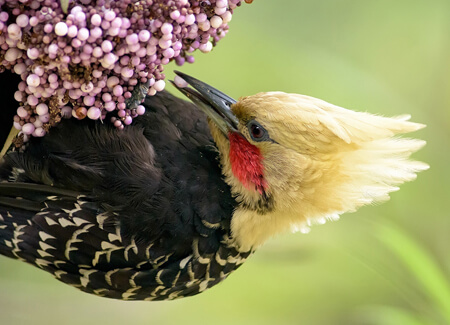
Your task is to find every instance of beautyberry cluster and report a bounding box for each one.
[0,0,245,140]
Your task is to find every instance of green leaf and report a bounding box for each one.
[60,0,69,13]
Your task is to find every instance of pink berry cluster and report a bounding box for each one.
[0,0,245,139]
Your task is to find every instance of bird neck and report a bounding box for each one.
[229,208,291,252]
[208,122,277,251]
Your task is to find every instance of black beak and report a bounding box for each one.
[171,71,239,135]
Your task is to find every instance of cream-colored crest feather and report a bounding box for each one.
[210,92,428,251]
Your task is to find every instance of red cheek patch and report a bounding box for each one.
[228,132,267,194]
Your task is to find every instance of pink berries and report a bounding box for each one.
[0,0,247,140]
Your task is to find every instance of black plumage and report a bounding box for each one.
[0,91,251,300]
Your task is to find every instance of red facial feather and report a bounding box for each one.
[228,132,267,194]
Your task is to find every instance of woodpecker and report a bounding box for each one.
[0,72,428,300]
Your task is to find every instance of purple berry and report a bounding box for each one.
[0,0,249,138]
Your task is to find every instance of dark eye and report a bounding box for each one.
[251,124,264,138]
[248,120,269,142]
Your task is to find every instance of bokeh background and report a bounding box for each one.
[1,0,449,324]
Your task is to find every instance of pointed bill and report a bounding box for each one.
[171,71,239,135]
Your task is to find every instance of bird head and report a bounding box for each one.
[173,72,429,252]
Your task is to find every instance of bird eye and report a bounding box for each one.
[251,124,264,138]
[248,120,268,142]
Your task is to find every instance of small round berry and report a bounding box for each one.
[55,22,68,36]
[87,107,101,120]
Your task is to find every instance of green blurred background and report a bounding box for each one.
[1,0,449,324]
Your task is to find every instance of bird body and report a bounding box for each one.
[0,90,250,300]
[0,73,428,300]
